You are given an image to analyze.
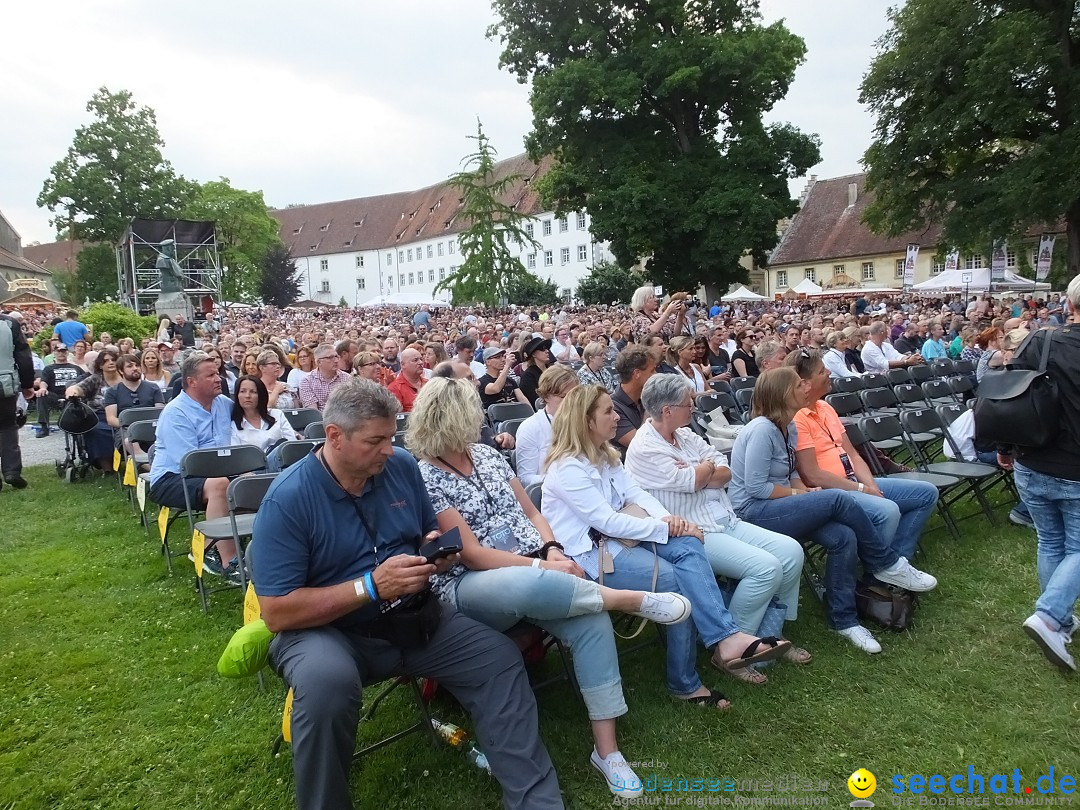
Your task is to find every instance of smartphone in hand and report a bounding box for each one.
[419,527,463,563]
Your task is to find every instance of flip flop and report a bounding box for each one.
[681,688,731,710]
[712,636,791,671]
[717,661,768,685]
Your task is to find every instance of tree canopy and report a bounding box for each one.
[489,0,820,293]
[258,245,304,308]
[37,87,194,245]
[435,121,540,306]
[505,271,560,306]
[575,260,643,305]
[860,0,1080,280]
[182,178,282,303]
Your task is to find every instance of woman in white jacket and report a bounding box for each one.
[542,385,791,710]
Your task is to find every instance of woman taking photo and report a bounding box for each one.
[629,285,687,343]
[730,329,760,378]
[668,336,707,394]
[230,375,297,452]
[728,368,937,654]
[408,377,690,797]
[577,342,618,394]
[542,385,792,710]
[516,365,578,487]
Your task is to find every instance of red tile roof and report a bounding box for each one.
[23,239,86,272]
[769,173,943,267]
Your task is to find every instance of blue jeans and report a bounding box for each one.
[703,519,804,632]
[848,478,939,560]
[737,490,898,631]
[1014,464,1080,632]
[596,536,739,697]
[450,567,626,721]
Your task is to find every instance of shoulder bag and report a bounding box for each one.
[974,329,1060,448]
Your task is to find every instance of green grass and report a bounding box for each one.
[1,468,1078,810]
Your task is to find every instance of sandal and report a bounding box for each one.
[782,644,812,665]
[717,662,768,685]
[711,636,791,671]
[681,688,731,710]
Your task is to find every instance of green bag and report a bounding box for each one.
[217,619,274,678]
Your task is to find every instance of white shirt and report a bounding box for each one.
[860,340,904,375]
[542,456,669,578]
[823,348,862,379]
[230,408,296,452]
[552,339,580,363]
[514,408,554,487]
[625,421,737,531]
[286,368,311,393]
[943,408,977,461]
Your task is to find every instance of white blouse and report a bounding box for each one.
[230,408,296,452]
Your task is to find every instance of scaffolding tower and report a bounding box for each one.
[116,219,220,315]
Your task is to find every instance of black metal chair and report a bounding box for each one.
[947,376,974,401]
[304,421,326,440]
[886,368,912,388]
[708,379,733,396]
[734,387,754,416]
[954,359,976,376]
[127,419,158,532]
[921,379,956,406]
[823,392,864,421]
[832,376,866,394]
[498,418,527,438]
[487,402,534,428]
[268,439,321,471]
[894,383,929,409]
[279,408,323,433]
[935,403,1015,501]
[859,387,902,418]
[395,412,409,433]
[698,392,743,425]
[908,364,934,384]
[729,375,756,393]
[931,357,956,378]
[862,373,890,391]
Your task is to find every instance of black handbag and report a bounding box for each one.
[974,329,1060,448]
[855,580,918,631]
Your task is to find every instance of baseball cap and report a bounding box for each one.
[482,346,507,362]
[55,343,68,350]
[157,341,172,348]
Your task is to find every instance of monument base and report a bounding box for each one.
[155,293,193,323]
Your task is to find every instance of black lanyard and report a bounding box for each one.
[436,451,497,510]
[317,448,385,561]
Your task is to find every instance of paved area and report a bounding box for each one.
[14,423,69,469]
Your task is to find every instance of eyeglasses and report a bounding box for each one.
[358,362,379,368]
[316,356,335,362]
[669,402,693,410]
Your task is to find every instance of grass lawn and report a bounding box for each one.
[1,466,1078,810]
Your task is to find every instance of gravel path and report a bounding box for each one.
[14,423,70,469]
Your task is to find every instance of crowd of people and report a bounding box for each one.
[1,279,1077,810]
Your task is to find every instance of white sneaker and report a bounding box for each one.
[874,556,938,592]
[1023,614,1076,671]
[836,624,882,654]
[628,592,692,625]
[590,749,644,798]
[1065,615,1080,644]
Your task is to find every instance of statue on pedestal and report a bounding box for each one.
[156,240,186,293]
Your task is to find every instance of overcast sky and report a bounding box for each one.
[0,0,893,246]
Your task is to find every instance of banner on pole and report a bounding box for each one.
[1036,234,1055,282]
[904,244,919,288]
[944,250,959,273]
[990,239,1007,282]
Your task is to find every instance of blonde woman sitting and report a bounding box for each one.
[407,377,691,798]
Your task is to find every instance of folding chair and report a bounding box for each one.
[499,418,527,438]
[899,409,1000,526]
[930,358,956,378]
[729,376,756,394]
[908,364,933,384]
[392,432,408,449]
[698,391,744,425]
[947,376,974,402]
[894,383,929,409]
[504,622,582,700]
[126,420,158,528]
[935,403,1015,501]
[861,373,890,391]
[859,387,902,418]
[487,402,533,427]
[886,368,912,388]
[823,392,864,421]
[734,387,754,417]
[708,379,733,396]
[267,439,321,472]
[832,376,866,394]
[395,412,409,433]
[525,482,543,511]
[117,407,163,495]
[225,472,278,595]
[921,379,956,406]
[180,444,269,612]
[954,359,976,376]
[857,415,963,541]
[278,408,323,433]
[304,421,326,439]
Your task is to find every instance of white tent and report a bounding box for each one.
[912,268,1049,294]
[790,278,823,296]
[358,291,451,307]
[721,285,768,301]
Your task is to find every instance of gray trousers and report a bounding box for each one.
[269,602,563,810]
[0,396,21,477]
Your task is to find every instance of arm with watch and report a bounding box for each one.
[793,440,882,496]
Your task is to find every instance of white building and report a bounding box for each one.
[272,153,611,306]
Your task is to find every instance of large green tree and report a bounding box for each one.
[505,271,561,306]
[575,260,643,305]
[860,0,1080,280]
[489,0,820,293]
[258,245,304,308]
[182,178,281,303]
[435,121,540,306]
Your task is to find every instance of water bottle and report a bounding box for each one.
[465,743,491,774]
[430,717,468,748]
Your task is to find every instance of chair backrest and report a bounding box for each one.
[935,402,965,427]
[931,357,955,377]
[921,380,953,400]
[862,373,890,391]
[859,413,904,443]
[304,421,326,439]
[534,397,545,411]
[487,402,534,426]
[948,376,973,397]
[899,406,943,437]
[909,364,933,383]
[119,406,163,428]
[894,383,927,405]
[392,432,407,449]
[274,439,320,470]
[227,472,279,513]
[279,408,323,432]
[395,412,409,432]
[954,359,976,375]
[886,368,912,387]
[843,421,885,475]
[833,375,866,394]
[860,387,898,410]
[708,379,733,396]
[699,391,736,413]
[126,419,158,447]
[499,418,527,438]
[525,482,543,511]
[824,392,863,418]
[734,387,754,413]
[181,444,267,480]
[729,376,756,393]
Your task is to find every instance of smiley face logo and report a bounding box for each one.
[848,769,877,799]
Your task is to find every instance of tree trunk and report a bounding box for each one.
[1068,197,1080,284]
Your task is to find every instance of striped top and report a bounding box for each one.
[624,420,737,531]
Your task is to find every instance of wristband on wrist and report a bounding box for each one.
[363,571,379,601]
[532,558,542,569]
[539,541,564,560]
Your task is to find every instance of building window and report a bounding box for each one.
[355,256,364,268]
[776,270,788,288]
[560,247,570,264]
[439,267,446,280]
[577,244,588,261]
[542,219,552,236]
[1006,248,1017,268]
[450,265,457,274]
[544,250,553,267]
[525,222,534,238]
[407,249,413,262]
[320,280,330,293]
[895,259,905,278]
[804,268,816,282]
[527,253,536,269]
[964,255,984,269]
[387,253,393,265]
[398,250,404,263]
[437,242,444,256]
[559,217,568,233]
[833,264,845,276]
[425,269,432,282]
[319,259,328,271]
[387,276,393,288]
[562,287,572,300]
[399,273,405,286]
[356,277,366,290]
[932,260,945,275]
[577,211,587,230]
[448,241,456,255]
[408,272,414,285]
[862,262,875,281]
[425,245,432,259]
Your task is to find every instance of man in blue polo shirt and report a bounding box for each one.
[148,351,236,579]
[252,379,563,810]
[52,309,89,347]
